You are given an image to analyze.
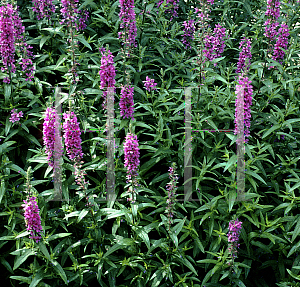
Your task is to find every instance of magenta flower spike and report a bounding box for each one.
[236,37,252,74]
[99,47,116,110]
[60,0,89,31]
[272,22,289,65]
[43,107,58,168]
[63,111,84,162]
[203,23,227,66]
[234,75,253,143]
[118,0,137,49]
[142,76,158,92]
[119,84,135,120]
[22,196,43,243]
[124,132,140,182]
[227,218,242,260]
[182,19,195,49]
[32,0,55,20]
[157,0,180,20]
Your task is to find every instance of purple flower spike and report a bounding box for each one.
[22,196,43,243]
[143,76,157,92]
[63,111,84,162]
[119,84,135,120]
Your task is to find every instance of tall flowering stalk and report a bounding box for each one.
[62,111,84,162]
[272,22,289,65]
[99,46,116,111]
[21,167,43,243]
[22,196,43,243]
[236,37,252,75]
[62,110,89,191]
[157,0,180,21]
[164,162,179,236]
[263,0,289,68]
[43,107,58,168]
[202,23,227,66]
[182,19,195,49]
[234,76,253,143]
[32,0,55,20]
[124,132,140,203]
[118,0,137,57]
[0,3,34,83]
[119,83,135,121]
[60,0,89,84]
[227,218,242,283]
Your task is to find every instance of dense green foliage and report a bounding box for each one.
[0,0,300,286]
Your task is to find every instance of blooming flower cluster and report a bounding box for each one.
[194,0,213,28]
[9,108,23,123]
[32,0,55,20]
[264,19,279,41]
[265,0,281,20]
[203,23,227,66]
[263,0,289,67]
[124,132,140,182]
[236,37,252,75]
[118,0,137,50]
[60,0,89,31]
[143,76,157,92]
[0,4,35,83]
[164,163,179,233]
[227,218,242,260]
[182,19,195,49]
[119,84,135,120]
[18,41,35,81]
[157,0,180,21]
[272,22,289,65]
[234,76,253,143]
[43,107,58,168]
[99,47,116,110]
[22,196,43,243]
[63,111,84,162]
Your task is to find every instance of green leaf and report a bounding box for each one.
[40,35,51,49]
[38,242,51,261]
[134,226,150,250]
[103,244,124,258]
[154,44,164,58]
[4,84,11,103]
[173,102,185,115]
[7,164,26,176]
[224,154,237,173]
[77,35,92,50]
[47,233,72,242]
[292,220,300,243]
[15,231,30,239]
[77,209,89,223]
[51,260,68,284]
[177,255,198,275]
[0,180,5,205]
[228,188,237,213]
[55,54,68,70]
[172,217,186,235]
[261,124,281,139]
[1,257,13,274]
[245,170,267,185]
[10,276,31,284]
[210,72,228,84]
[251,240,273,254]
[13,249,36,270]
[29,270,44,287]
